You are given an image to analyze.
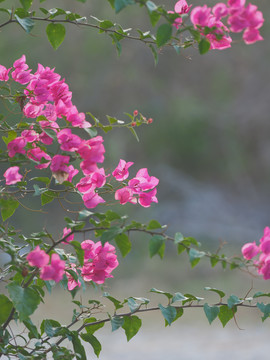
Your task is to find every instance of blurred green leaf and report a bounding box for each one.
[0,198,19,221]
[122,315,141,341]
[227,295,243,309]
[158,304,176,326]
[111,316,124,331]
[203,303,219,324]
[199,38,210,55]
[150,288,173,300]
[149,235,165,259]
[218,305,235,327]
[80,333,101,357]
[19,0,33,10]
[156,23,172,48]
[46,23,66,50]
[147,219,162,230]
[188,248,205,268]
[0,295,13,325]
[204,287,225,299]
[15,15,34,33]
[257,303,270,322]
[115,233,131,257]
[114,0,134,13]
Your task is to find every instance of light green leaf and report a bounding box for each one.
[203,303,220,324]
[227,295,243,309]
[0,198,19,221]
[146,0,157,12]
[0,294,13,325]
[156,23,172,48]
[84,317,104,335]
[111,316,124,331]
[174,232,184,244]
[150,288,173,300]
[199,38,210,55]
[172,292,188,303]
[158,304,176,326]
[165,307,183,326]
[188,248,205,268]
[114,0,134,13]
[100,226,123,245]
[15,15,34,33]
[204,287,225,299]
[149,235,165,259]
[218,305,235,327]
[122,315,141,341]
[127,298,140,313]
[46,23,66,50]
[20,0,33,10]
[147,219,162,230]
[257,302,270,322]
[103,293,123,310]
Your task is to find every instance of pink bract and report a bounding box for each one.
[26,246,50,268]
[241,241,260,260]
[40,253,65,283]
[4,166,23,185]
[112,159,134,181]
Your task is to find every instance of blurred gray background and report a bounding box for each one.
[1,0,270,358]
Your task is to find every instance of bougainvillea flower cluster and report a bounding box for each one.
[1,55,159,210]
[242,227,270,280]
[169,0,264,50]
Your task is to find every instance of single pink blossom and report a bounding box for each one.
[7,137,26,157]
[40,253,65,283]
[115,187,137,205]
[27,148,51,169]
[66,264,81,291]
[77,136,105,163]
[82,190,105,208]
[57,129,82,152]
[0,65,11,81]
[174,0,192,14]
[76,169,107,193]
[4,166,23,185]
[67,165,79,182]
[241,241,260,260]
[243,27,263,44]
[23,103,43,118]
[112,159,134,181]
[62,227,74,244]
[26,246,50,268]
[190,5,212,27]
[21,129,39,143]
[50,155,70,173]
[212,3,229,20]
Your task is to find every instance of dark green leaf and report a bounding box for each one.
[253,292,270,298]
[0,295,13,325]
[23,318,40,339]
[70,241,84,266]
[203,303,219,324]
[115,233,131,257]
[148,44,158,65]
[128,126,140,142]
[148,11,160,27]
[122,315,141,341]
[156,23,172,48]
[15,15,34,33]
[80,333,101,357]
[149,235,165,259]
[218,305,235,327]
[46,23,66,50]
[127,298,140,313]
[165,307,183,326]
[78,210,93,220]
[158,304,176,326]
[40,319,61,336]
[41,190,57,205]
[103,292,123,310]
[210,255,219,267]
[7,283,40,321]
[199,38,210,55]
[71,331,87,360]
[100,226,122,245]
[30,177,50,185]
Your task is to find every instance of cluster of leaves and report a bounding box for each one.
[0,0,208,61]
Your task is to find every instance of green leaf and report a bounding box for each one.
[103,293,123,310]
[227,295,243,309]
[171,292,188,303]
[80,333,101,357]
[128,126,140,142]
[20,0,33,10]
[15,15,34,33]
[204,287,225,299]
[40,319,61,336]
[148,44,158,65]
[127,298,140,313]
[149,235,165,259]
[7,283,40,321]
[158,304,176,326]
[2,130,17,145]
[122,315,141,341]
[148,11,160,27]
[150,288,173,300]
[46,23,66,50]
[188,248,205,268]
[30,177,50,185]
[156,23,172,48]
[70,241,84,267]
[71,331,87,360]
[23,318,40,339]
[111,316,124,331]
[257,302,270,322]
[165,307,183,326]
[84,317,104,335]
[203,303,219,324]
[199,38,210,55]
[42,127,57,141]
[41,190,57,205]
[114,0,134,13]
[218,305,235,327]
[100,226,123,245]
[210,255,219,267]
[174,232,184,244]
[253,292,270,298]
[146,0,157,12]
[0,294,13,325]
[0,198,19,221]
[78,209,93,220]
[147,219,162,230]
[115,233,131,257]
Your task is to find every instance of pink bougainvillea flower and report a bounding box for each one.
[67,165,79,182]
[4,166,23,185]
[112,159,134,181]
[50,79,72,106]
[77,136,105,163]
[0,65,11,81]
[50,155,70,173]
[82,190,105,208]
[190,5,212,27]
[138,188,158,208]
[174,0,192,14]
[243,27,263,44]
[40,253,65,283]
[23,103,43,118]
[57,128,82,152]
[62,227,74,244]
[76,169,106,193]
[80,160,99,176]
[66,264,81,291]
[26,246,50,268]
[129,168,159,191]
[27,148,51,169]
[212,3,229,20]
[115,187,137,205]
[241,241,260,260]
[21,129,39,143]
[7,137,27,157]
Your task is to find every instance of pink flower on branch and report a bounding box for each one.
[26,246,50,268]
[112,159,134,181]
[40,253,65,283]
[4,166,23,185]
